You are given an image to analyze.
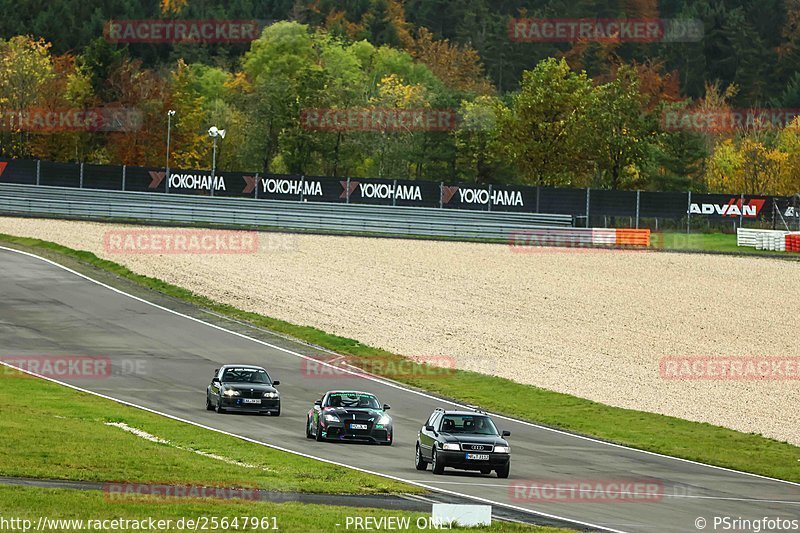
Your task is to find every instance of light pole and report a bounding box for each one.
[166,110,175,193]
[208,126,226,197]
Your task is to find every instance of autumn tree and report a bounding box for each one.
[104,59,167,166]
[0,36,54,157]
[590,65,655,189]
[410,28,492,95]
[706,135,788,195]
[497,58,596,186]
[453,95,510,183]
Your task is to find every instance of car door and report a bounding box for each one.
[312,393,326,428]
[419,412,441,459]
[209,368,222,401]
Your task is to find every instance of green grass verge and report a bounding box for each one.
[0,372,561,532]
[2,233,799,484]
[0,486,562,532]
[652,231,799,256]
[0,370,415,494]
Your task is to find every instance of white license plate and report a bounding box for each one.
[465,453,490,460]
[350,423,368,430]
[242,399,261,404]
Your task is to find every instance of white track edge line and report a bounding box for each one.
[2,244,799,493]
[0,360,623,533]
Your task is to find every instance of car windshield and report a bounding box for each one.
[440,415,498,435]
[221,368,271,384]
[326,392,381,409]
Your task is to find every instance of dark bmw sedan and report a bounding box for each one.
[415,409,510,477]
[206,365,280,416]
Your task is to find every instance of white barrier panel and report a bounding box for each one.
[431,504,492,527]
[737,228,787,248]
[591,228,617,245]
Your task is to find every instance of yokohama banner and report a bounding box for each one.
[0,158,796,221]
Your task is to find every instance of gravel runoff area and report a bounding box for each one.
[1,216,798,446]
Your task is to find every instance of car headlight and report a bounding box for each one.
[377,415,391,425]
[223,389,240,397]
[494,445,510,453]
[324,414,340,422]
[441,443,460,451]
[263,392,279,399]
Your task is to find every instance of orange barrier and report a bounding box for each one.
[786,234,800,253]
[615,229,651,247]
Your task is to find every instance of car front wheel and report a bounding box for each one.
[315,421,324,442]
[306,418,314,439]
[414,444,427,471]
[496,460,510,479]
[205,395,214,411]
[216,398,226,414]
[431,448,444,475]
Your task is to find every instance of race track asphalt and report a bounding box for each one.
[1,247,798,532]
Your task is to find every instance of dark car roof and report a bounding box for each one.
[220,364,266,371]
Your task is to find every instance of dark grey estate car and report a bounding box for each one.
[206,364,280,416]
[415,408,510,477]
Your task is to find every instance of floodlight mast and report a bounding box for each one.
[207,127,226,197]
[166,110,175,194]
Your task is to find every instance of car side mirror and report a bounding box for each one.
[314,400,322,406]
[211,377,220,384]
[502,430,511,437]
[272,380,280,386]
[383,404,391,410]
[425,425,435,432]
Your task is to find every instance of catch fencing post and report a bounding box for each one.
[687,191,692,234]
[35,160,40,185]
[392,179,397,207]
[254,173,259,199]
[121,165,126,191]
[439,182,443,209]
[739,193,744,229]
[635,190,640,229]
[488,184,492,212]
[346,177,350,204]
[300,176,305,202]
[79,162,84,188]
[585,187,591,228]
[536,186,540,213]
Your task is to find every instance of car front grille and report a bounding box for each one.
[460,443,494,452]
[235,389,263,399]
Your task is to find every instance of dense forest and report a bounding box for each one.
[0,0,798,194]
